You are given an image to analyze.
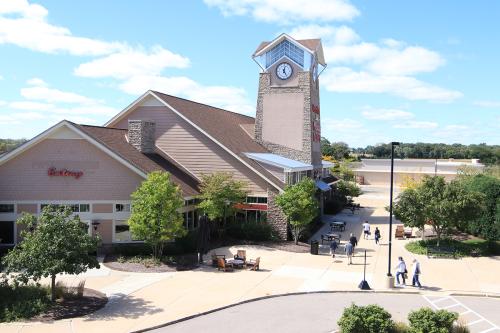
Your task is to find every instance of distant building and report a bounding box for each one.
[353,159,485,186]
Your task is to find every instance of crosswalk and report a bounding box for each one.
[423,295,500,333]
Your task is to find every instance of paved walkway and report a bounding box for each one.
[148,293,500,333]
[1,185,499,333]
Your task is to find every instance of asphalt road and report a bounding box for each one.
[147,293,500,333]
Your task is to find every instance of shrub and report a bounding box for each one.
[0,280,51,322]
[405,239,500,257]
[324,195,346,215]
[338,304,395,333]
[226,222,274,241]
[408,308,458,333]
[392,322,410,333]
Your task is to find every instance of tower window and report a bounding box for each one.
[266,39,304,68]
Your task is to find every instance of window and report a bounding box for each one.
[0,204,14,213]
[266,39,304,68]
[115,204,131,212]
[184,199,196,206]
[80,204,90,212]
[40,203,90,213]
[114,220,140,242]
[0,221,14,244]
[246,197,267,204]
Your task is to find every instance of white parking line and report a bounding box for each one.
[422,295,500,333]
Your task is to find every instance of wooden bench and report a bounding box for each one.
[395,225,405,239]
[211,253,226,267]
[427,246,457,259]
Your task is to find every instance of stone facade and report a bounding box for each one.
[128,119,155,153]
[267,190,288,240]
[255,71,315,165]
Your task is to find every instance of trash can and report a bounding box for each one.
[386,275,395,289]
[310,240,319,255]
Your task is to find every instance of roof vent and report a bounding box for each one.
[128,119,155,153]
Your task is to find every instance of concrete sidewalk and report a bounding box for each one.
[1,185,499,333]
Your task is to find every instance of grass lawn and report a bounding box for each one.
[405,238,500,257]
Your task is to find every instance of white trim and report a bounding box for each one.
[0,121,148,179]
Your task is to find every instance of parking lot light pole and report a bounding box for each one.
[387,142,400,277]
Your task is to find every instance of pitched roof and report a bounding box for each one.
[151,91,285,190]
[74,123,200,197]
[253,38,321,55]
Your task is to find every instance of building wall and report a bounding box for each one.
[113,106,269,194]
[356,171,456,186]
[0,138,144,201]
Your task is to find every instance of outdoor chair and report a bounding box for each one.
[211,253,226,267]
[234,249,246,263]
[395,225,405,239]
[217,258,233,272]
[247,257,260,271]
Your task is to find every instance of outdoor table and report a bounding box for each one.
[325,233,341,241]
[330,221,346,232]
[226,259,245,268]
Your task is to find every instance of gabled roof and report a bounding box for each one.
[253,33,326,66]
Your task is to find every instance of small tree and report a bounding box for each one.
[336,180,363,199]
[393,176,484,246]
[2,206,100,301]
[275,178,318,244]
[129,171,186,260]
[197,172,247,227]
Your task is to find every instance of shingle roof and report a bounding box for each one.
[73,123,200,197]
[152,91,285,190]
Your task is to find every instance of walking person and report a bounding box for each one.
[411,258,422,288]
[374,227,381,244]
[349,233,358,257]
[330,239,338,258]
[362,220,370,239]
[344,241,354,265]
[395,257,407,286]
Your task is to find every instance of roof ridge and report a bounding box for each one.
[78,123,125,131]
[152,90,256,120]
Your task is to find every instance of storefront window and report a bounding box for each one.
[0,221,14,244]
[0,204,14,213]
[115,204,131,212]
[114,220,141,242]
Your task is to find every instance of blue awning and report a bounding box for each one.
[315,180,331,192]
[244,152,313,172]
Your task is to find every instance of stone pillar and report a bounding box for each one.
[266,190,288,240]
[128,119,155,153]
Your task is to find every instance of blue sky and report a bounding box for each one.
[0,0,499,147]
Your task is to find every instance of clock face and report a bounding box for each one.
[276,62,293,80]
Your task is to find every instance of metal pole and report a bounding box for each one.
[363,250,367,281]
[387,142,398,277]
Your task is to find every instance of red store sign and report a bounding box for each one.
[48,167,84,179]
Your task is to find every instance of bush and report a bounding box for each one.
[338,304,395,333]
[408,308,458,333]
[392,322,410,333]
[405,238,500,257]
[0,280,51,322]
[226,222,274,241]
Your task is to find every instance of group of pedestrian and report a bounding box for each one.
[395,256,423,288]
[362,221,381,244]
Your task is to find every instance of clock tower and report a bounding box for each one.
[252,34,326,173]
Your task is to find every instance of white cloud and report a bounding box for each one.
[323,67,462,102]
[9,101,54,110]
[323,118,364,132]
[361,107,414,120]
[21,85,96,104]
[119,75,254,115]
[289,24,359,45]
[324,42,381,64]
[204,0,360,24]
[0,0,124,56]
[393,121,438,129]
[474,100,500,108]
[0,111,46,125]
[26,77,47,86]
[74,46,190,79]
[368,46,444,76]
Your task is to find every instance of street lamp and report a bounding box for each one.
[387,142,400,279]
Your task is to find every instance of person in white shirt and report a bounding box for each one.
[395,256,407,285]
[412,259,422,288]
[362,221,370,239]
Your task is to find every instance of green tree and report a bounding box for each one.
[275,178,318,244]
[408,308,458,333]
[2,206,99,301]
[330,141,351,160]
[336,180,362,198]
[129,171,186,260]
[331,160,355,181]
[393,176,484,246]
[197,172,247,227]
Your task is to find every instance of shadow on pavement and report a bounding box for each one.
[84,294,163,321]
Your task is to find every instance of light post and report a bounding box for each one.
[387,142,400,280]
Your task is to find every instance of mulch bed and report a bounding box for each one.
[209,239,310,253]
[31,289,107,322]
[103,254,199,273]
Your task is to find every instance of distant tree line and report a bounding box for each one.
[0,139,27,155]
[321,137,500,165]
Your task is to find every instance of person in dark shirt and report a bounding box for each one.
[374,227,381,244]
[349,233,357,256]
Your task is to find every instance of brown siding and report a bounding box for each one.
[95,219,113,244]
[17,204,37,214]
[115,106,269,193]
[92,203,114,214]
[0,139,144,201]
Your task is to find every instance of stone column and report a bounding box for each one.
[266,190,288,240]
